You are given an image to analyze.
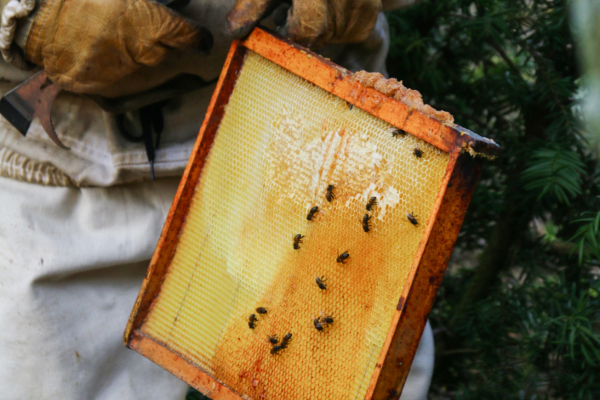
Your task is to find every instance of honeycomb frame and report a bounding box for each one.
[124,28,500,400]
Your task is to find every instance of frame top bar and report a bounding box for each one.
[242,28,500,158]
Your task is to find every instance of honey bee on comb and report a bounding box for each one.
[270,345,283,355]
[391,128,406,138]
[316,276,327,290]
[413,146,424,159]
[256,307,267,314]
[317,311,335,326]
[293,234,304,250]
[326,185,335,202]
[307,206,319,221]
[314,315,333,332]
[313,318,324,332]
[336,251,349,264]
[407,212,419,226]
[362,213,372,233]
[268,335,279,345]
[248,313,258,330]
[366,196,378,211]
[280,333,292,349]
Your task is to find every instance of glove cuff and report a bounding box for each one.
[24,0,63,66]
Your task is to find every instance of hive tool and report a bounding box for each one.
[0,69,68,149]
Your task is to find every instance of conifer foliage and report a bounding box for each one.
[386,0,600,398]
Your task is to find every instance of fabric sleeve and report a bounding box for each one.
[0,0,36,65]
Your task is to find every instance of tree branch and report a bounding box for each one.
[486,39,523,79]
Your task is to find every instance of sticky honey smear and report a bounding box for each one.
[141,51,449,400]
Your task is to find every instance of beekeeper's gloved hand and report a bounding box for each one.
[23,0,213,96]
[227,0,382,49]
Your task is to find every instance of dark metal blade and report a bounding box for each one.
[0,92,33,136]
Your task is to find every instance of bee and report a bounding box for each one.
[413,146,423,159]
[281,333,292,348]
[326,185,335,202]
[347,102,354,111]
[256,307,267,315]
[391,128,406,138]
[363,213,372,233]
[316,276,328,290]
[336,251,350,264]
[268,335,279,345]
[366,196,378,211]
[307,206,319,221]
[407,212,418,226]
[313,318,324,332]
[293,234,304,250]
[249,313,258,329]
[270,345,283,355]
[323,315,334,325]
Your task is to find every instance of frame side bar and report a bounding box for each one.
[364,150,458,398]
[124,41,248,344]
[371,152,484,399]
[130,332,242,400]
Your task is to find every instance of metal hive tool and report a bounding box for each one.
[124,28,500,400]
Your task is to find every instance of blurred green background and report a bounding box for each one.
[386,0,600,398]
[189,0,600,398]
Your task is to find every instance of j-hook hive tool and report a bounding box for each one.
[0,69,67,149]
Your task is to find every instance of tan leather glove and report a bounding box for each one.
[227,0,382,49]
[24,0,213,96]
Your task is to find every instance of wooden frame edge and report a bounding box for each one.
[363,150,459,398]
[124,40,248,344]
[370,152,484,399]
[130,331,242,400]
[122,27,494,400]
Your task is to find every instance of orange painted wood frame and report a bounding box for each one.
[124,27,499,399]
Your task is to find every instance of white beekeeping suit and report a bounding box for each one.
[0,0,433,399]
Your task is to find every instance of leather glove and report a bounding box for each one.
[227,0,382,49]
[24,0,213,96]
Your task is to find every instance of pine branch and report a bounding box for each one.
[486,38,523,79]
[520,40,570,118]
